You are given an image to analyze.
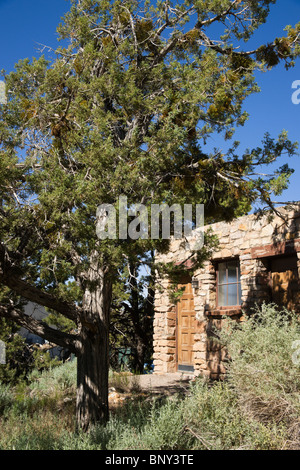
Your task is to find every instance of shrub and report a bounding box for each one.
[183,378,286,450]
[0,382,13,415]
[88,378,286,451]
[1,303,299,450]
[28,359,77,396]
[108,370,141,394]
[219,302,300,448]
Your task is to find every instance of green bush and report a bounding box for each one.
[103,396,190,450]
[183,379,286,450]
[0,382,13,415]
[1,303,300,450]
[28,359,77,396]
[219,302,300,448]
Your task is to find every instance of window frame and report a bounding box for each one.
[216,259,242,307]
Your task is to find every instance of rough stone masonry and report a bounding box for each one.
[153,204,300,379]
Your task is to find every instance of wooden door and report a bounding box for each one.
[271,256,300,312]
[177,281,196,371]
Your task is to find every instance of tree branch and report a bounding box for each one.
[0,304,78,354]
[196,0,242,28]
[0,242,81,322]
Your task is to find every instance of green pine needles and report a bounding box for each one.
[1,0,300,430]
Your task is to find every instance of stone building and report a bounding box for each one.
[153,204,300,379]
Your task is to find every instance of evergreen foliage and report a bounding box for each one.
[0,0,300,429]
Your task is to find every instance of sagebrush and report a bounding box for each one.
[0,303,300,450]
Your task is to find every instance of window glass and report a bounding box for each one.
[218,262,227,285]
[217,259,241,307]
[218,285,226,306]
[227,262,237,284]
[227,283,238,305]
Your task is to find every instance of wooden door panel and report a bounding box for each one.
[177,282,195,368]
[271,257,300,312]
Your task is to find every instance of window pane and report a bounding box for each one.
[218,262,227,285]
[227,261,237,283]
[227,283,238,305]
[217,260,241,307]
[218,285,226,306]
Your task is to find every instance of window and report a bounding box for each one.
[217,260,242,307]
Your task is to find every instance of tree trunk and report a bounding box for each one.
[76,323,109,432]
[75,259,112,432]
[135,336,146,374]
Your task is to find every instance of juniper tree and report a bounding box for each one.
[0,0,299,431]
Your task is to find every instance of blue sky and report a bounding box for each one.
[0,0,300,206]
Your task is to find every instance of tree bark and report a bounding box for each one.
[76,322,109,431]
[134,335,147,374]
[75,259,112,432]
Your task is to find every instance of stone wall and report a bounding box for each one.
[153,205,300,378]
